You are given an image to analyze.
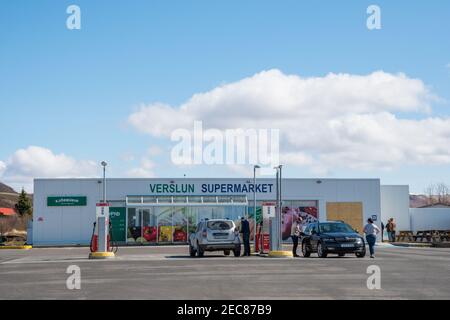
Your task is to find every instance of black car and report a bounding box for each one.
[301,221,366,258]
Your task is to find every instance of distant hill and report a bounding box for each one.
[0,182,32,209]
[0,182,17,194]
[410,194,429,208]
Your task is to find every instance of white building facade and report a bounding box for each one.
[32,178,395,246]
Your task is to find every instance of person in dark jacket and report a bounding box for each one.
[240,217,251,256]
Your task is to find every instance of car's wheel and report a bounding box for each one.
[317,242,328,258]
[224,250,231,256]
[302,241,311,257]
[197,243,204,257]
[189,244,197,257]
[356,251,366,258]
[233,247,241,257]
[338,253,345,257]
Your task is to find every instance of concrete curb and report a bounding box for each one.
[391,242,433,248]
[0,245,32,250]
[268,250,293,258]
[88,252,116,259]
[375,242,395,247]
[431,242,450,248]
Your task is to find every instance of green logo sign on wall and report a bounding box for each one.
[109,207,126,242]
[47,196,87,207]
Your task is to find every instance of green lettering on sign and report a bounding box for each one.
[149,183,195,194]
[47,196,87,207]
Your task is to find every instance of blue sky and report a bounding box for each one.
[1,0,449,193]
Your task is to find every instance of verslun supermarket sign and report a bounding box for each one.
[149,183,274,194]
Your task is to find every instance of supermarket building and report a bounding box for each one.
[31,178,410,246]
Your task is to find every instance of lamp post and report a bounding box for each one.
[270,164,286,254]
[101,161,107,203]
[253,165,260,252]
[262,164,291,257]
[89,160,115,259]
[272,166,280,251]
[278,165,283,251]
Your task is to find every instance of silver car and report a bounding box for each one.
[189,219,241,257]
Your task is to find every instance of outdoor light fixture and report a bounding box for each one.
[101,161,107,203]
[253,165,261,251]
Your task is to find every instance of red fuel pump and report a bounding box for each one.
[89,221,116,253]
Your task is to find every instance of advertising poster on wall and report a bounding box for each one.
[281,201,319,241]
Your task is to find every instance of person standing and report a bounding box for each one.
[363,218,381,258]
[240,217,251,256]
[381,221,385,242]
[291,216,303,257]
[386,219,392,241]
[386,218,397,242]
[389,218,397,243]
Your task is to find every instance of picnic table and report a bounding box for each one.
[414,230,450,243]
[396,231,414,242]
[395,230,450,243]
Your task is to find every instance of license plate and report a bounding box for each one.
[341,244,354,248]
[213,233,228,238]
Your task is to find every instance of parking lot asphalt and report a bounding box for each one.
[1,245,449,300]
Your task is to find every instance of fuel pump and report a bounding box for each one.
[88,202,116,259]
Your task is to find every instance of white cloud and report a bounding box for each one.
[124,146,161,178]
[128,69,449,172]
[120,152,135,162]
[127,158,156,178]
[0,161,6,178]
[0,146,98,192]
[147,146,163,157]
[226,164,254,177]
[282,152,315,167]
[129,103,192,137]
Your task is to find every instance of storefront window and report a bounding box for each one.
[127,208,141,243]
[156,207,173,242]
[142,208,157,244]
[126,204,249,244]
[172,207,188,242]
[186,207,197,235]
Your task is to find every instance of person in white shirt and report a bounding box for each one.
[290,216,303,257]
[363,218,381,258]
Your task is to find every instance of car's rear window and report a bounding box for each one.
[207,221,233,230]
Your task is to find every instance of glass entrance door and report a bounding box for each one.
[127,208,141,242]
